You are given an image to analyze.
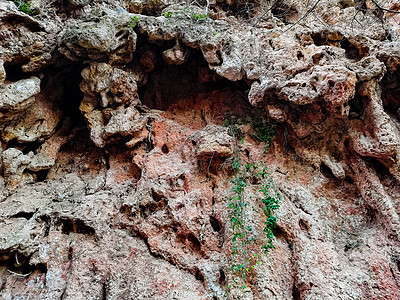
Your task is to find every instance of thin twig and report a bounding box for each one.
[252,0,280,27]
[284,0,323,32]
[370,0,400,14]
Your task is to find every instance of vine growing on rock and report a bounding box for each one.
[225,115,281,293]
[12,0,34,14]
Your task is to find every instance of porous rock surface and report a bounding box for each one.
[1,0,400,299]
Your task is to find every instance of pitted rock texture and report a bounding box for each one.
[1,0,400,299]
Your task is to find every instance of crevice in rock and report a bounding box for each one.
[194,266,205,283]
[41,60,86,126]
[381,69,400,116]
[1,15,44,32]
[320,162,335,179]
[365,156,391,182]
[10,211,36,219]
[56,217,95,236]
[4,139,43,155]
[292,282,300,300]
[348,87,365,119]
[39,215,52,237]
[3,60,32,81]
[310,32,367,61]
[0,250,47,277]
[100,276,109,300]
[209,215,222,232]
[298,219,310,231]
[364,204,378,224]
[218,268,226,285]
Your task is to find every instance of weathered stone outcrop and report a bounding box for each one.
[1,0,400,299]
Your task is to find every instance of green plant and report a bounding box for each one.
[130,15,139,28]
[13,0,34,14]
[225,115,280,292]
[163,11,173,18]
[161,7,210,26]
[191,12,209,22]
[250,113,276,149]
[227,160,281,291]
[223,115,249,140]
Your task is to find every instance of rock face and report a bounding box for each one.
[1,0,400,299]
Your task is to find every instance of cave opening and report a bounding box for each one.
[135,36,255,129]
[40,57,86,127]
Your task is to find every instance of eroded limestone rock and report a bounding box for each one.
[1,0,400,299]
[59,10,137,65]
[2,94,62,143]
[0,77,40,120]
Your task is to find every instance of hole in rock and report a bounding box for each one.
[161,144,169,154]
[272,224,287,241]
[41,60,86,126]
[151,189,165,202]
[187,233,202,253]
[344,176,354,184]
[139,198,167,218]
[338,0,355,9]
[311,33,366,61]
[381,69,400,116]
[297,51,304,60]
[58,217,95,235]
[340,39,366,60]
[39,215,51,237]
[365,204,378,223]
[35,169,50,182]
[292,283,301,300]
[215,0,258,19]
[194,267,205,282]
[348,90,365,118]
[299,219,309,231]
[0,251,47,276]
[129,163,142,181]
[311,32,330,46]
[320,162,335,179]
[53,128,107,179]
[209,216,222,232]
[4,60,31,81]
[218,269,226,285]
[10,211,35,219]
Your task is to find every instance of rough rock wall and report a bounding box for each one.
[1,0,400,299]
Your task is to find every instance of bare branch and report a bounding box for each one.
[370,0,400,14]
